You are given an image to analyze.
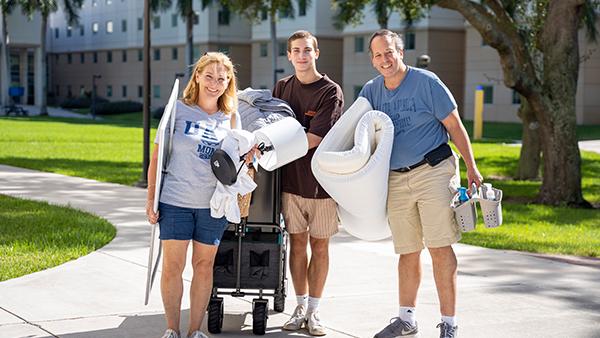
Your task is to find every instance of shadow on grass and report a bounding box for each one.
[0,156,142,186]
[0,114,159,129]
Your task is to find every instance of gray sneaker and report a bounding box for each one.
[161,329,180,338]
[374,317,418,337]
[437,322,458,338]
[282,304,307,331]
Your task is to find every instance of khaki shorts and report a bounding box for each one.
[387,155,461,254]
[282,192,339,239]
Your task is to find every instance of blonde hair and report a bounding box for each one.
[182,52,238,116]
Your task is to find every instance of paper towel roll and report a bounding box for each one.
[254,117,308,171]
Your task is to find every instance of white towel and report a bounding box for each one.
[210,130,258,223]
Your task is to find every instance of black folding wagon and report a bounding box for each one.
[208,168,288,335]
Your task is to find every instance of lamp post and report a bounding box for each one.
[91,74,102,120]
[416,54,430,69]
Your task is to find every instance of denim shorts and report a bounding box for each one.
[158,202,228,245]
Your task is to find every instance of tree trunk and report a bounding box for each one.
[516,97,541,180]
[1,13,10,106]
[39,13,48,116]
[186,12,194,80]
[532,1,589,207]
[270,11,278,86]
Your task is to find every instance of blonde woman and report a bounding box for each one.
[146,52,243,338]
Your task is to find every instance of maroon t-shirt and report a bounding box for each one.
[273,74,344,199]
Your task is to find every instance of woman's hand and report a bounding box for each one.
[244,145,260,165]
[146,199,159,224]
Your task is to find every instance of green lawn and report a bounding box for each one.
[0,115,156,185]
[0,194,116,281]
[0,115,599,258]
[462,120,600,141]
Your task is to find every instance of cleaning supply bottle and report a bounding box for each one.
[458,187,469,203]
[483,183,495,200]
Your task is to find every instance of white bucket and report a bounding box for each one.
[478,188,503,228]
[253,117,308,171]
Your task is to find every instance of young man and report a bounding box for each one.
[360,30,483,338]
[272,30,344,336]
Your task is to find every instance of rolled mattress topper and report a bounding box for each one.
[312,97,394,241]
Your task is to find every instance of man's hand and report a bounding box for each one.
[466,166,484,193]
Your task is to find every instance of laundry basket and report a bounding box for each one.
[478,187,503,228]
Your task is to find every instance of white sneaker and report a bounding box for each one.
[306,311,326,336]
[161,329,180,338]
[282,304,307,331]
[187,331,208,338]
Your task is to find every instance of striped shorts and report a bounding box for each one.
[281,192,339,239]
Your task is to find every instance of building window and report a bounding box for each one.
[67,26,72,37]
[153,85,160,99]
[512,90,521,104]
[481,85,493,104]
[193,46,200,59]
[107,51,112,63]
[121,19,127,32]
[107,85,113,97]
[218,6,230,25]
[171,47,178,60]
[354,85,363,101]
[298,0,307,16]
[138,17,143,31]
[354,36,364,53]
[55,28,59,38]
[93,52,98,63]
[92,22,99,34]
[67,53,72,64]
[106,21,113,33]
[138,85,143,98]
[56,85,60,97]
[278,42,286,56]
[261,8,268,21]
[218,45,230,55]
[153,48,161,61]
[171,14,178,27]
[138,49,143,61]
[259,43,268,57]
[279,6,292,19]
[80,25,84,36]
[153,16,160,29]
[80,85,85,96]
[122,50,127,62]
[67,85,72,98]
[122,85,127,97]
[80,53,85,63]
[404,32,415,50]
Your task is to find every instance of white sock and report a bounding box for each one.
[399,306,416,326]
[441,315,457,327]
[296,294,308,307]
[307,296,320,313]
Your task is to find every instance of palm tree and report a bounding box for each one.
[152,0,214,79]
[1,0,17,106]
[20,0,84,115]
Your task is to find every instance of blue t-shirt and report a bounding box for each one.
[359,67,456,169]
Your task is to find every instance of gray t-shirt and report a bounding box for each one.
[156,100,239,208]
[359,66,456,169]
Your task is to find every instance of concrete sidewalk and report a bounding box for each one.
[1,164,599,338]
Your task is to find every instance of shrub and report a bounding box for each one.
[95,101,143,115]
[60,95,109,109]
[152,106,166,119]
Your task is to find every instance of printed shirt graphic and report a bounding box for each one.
[359,67,456,169]
[156,101,233,208]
